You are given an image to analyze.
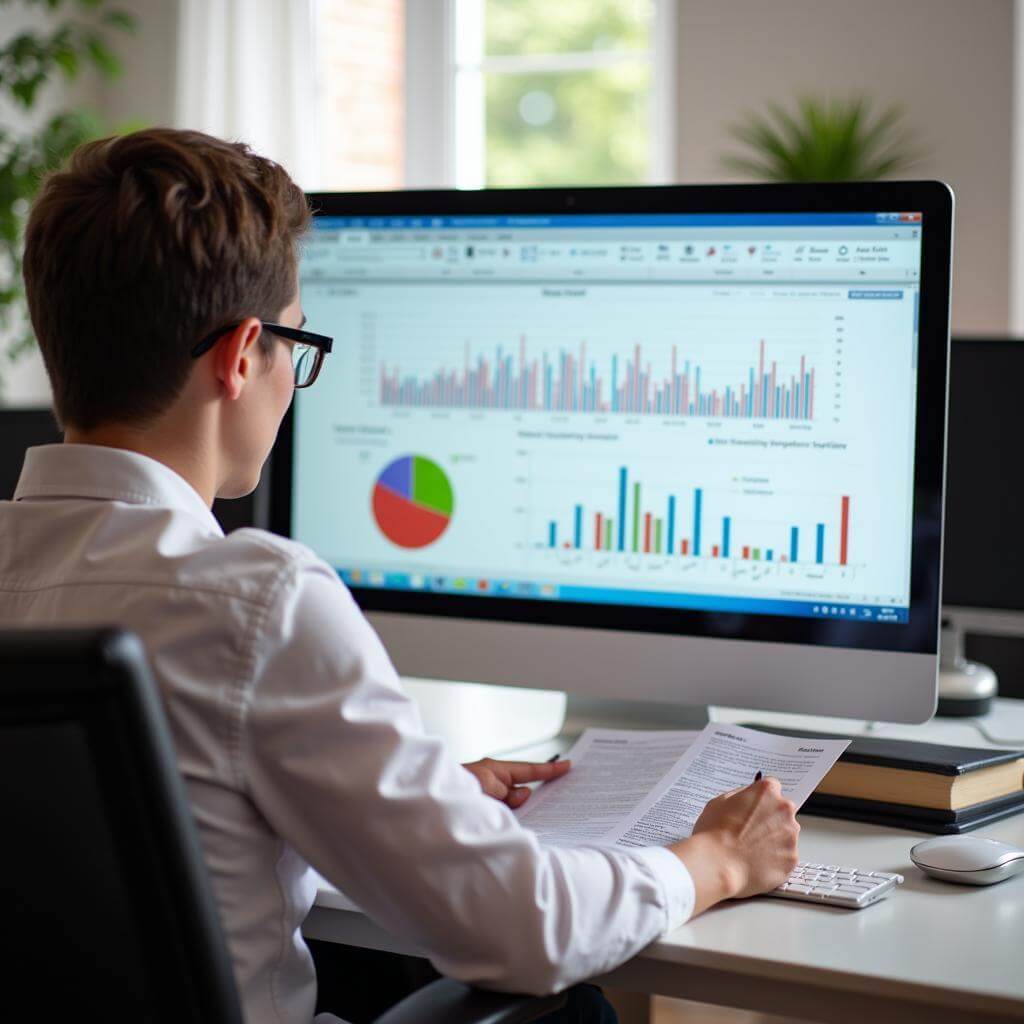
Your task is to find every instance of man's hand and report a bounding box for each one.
[670,776,800,917]
[463,757,571,809]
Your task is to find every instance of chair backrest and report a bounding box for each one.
[0,627,243,1023]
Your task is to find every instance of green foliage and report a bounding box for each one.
[482,0,652,188]
[0,0,135,393]
[485,65,650,188]
[484,0,650,57]
[721,96,923,183]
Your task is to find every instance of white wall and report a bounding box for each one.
[675,0,1015,336]
[100,0,180,129]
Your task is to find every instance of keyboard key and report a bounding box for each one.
[787,884,813,894]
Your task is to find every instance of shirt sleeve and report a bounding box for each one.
[240,557,694,995]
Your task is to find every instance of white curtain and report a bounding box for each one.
[175,0,319,188]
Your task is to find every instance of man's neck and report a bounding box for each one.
[63,423,218,507]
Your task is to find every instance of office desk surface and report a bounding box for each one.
[305,699,1024,1023]
[305,810,1024,1023]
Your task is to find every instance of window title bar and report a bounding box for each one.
[315,212,924,230]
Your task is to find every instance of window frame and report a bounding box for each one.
[404,0,678,189]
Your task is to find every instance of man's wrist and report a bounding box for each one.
[671,831,745,914]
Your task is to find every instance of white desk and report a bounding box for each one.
[303,698,1024,1023]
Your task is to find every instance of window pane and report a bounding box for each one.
[485,65,651,187]
[485,0,652,57]
[317,0,405,189]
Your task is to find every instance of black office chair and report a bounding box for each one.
[0,628,565,1024]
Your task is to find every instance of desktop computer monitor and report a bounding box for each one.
[943,337,1024,636]
[269,182,952,724]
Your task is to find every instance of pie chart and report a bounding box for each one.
[372,455,454,548]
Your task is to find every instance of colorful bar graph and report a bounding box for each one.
[382,337,815,421]
[545,471,852,569]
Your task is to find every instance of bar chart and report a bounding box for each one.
[542,465,851,569]
[380,337,816,421]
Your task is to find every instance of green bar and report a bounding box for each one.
[655,518,663,554]
[632,483,641,552]
[605,519,612,550]
[753,548,761,561]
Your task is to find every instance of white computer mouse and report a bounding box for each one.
[910,836,1024,885]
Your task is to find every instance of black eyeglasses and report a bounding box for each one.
[191,321,334,389]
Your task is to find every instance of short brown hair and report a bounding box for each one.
[23,128,311,430]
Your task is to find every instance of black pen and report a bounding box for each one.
[547,754,561,764]
[754,770,763,781]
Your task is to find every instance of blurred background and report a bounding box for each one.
[0,0,1018,405]
[0,4,1019,1020]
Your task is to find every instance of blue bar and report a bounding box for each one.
[694,488,703,556]
[848,289,905,300]
[790,526,798,563]
[722,516,731,559]
[574,505,583,549]
[816,523,825,564]
[667,495,676,554]
[549,522,556,548]
[617,468,627,551]
[317,212,912,230]
[766,549,773,561]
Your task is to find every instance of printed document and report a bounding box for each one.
[516,723,850,848]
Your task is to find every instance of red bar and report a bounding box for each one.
[579,342,586,412]
[712,544,720,558]
[780,554,788,563]
[742,545,750,559]
[634,343,641,412]
[840,495,850,565]
[757,339,765,417]
[681,539,689,555]
[644,513,652,553]
[595,512,603,550]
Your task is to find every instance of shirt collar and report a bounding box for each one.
[13,444,224,537]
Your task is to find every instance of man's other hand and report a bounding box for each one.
[463,757,571,809]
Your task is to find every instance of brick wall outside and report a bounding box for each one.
[318,0,404,190]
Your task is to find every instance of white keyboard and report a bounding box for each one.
[766,861,904,909]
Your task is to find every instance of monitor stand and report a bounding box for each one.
[938,619,997,717]
[563,695,710,739]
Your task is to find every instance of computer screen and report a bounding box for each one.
[293,210,922,621]
[271,183,951,723]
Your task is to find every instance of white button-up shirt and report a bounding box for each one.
[2,445,694,1024]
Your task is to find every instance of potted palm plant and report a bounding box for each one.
[720,95,923,182]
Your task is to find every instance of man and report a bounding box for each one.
[3,128,799,1024]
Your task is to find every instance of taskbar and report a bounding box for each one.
[337,568,908,624]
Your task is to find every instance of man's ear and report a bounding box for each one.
[214,318,264,400]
